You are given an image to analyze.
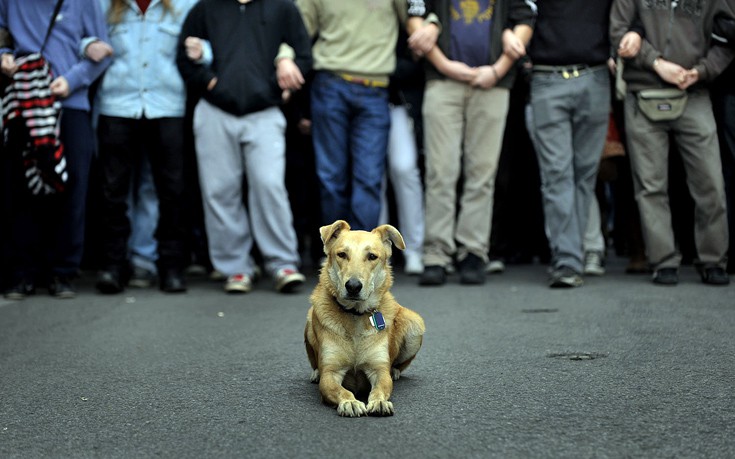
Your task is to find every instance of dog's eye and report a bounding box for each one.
[367,253,378,261]
[337,252,347,259]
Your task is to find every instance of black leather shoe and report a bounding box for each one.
[49,276,76,299]
[652,267,678,286]
[160,270,187,293]
[419,265,446,286]
[699,266,730,286]
[96,269,123,294]
[458,253,486,285]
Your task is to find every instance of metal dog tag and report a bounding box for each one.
[370,311,386,331]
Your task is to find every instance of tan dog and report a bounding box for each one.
[305,220,426,417]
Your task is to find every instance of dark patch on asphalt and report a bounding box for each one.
[547,352,608,361]
[521,308,559,313]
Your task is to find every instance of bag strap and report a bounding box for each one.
[40,0,65,54]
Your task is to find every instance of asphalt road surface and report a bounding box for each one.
[1,258,733,458]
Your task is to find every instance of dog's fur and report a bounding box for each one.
[305,220,425,417]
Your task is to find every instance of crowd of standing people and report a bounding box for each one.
[1,0,733,300]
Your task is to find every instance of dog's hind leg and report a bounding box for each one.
[391,309,425,379]
[305,313,320,383]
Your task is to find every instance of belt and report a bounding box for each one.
[337,73,389,88]
[532,64,607,79]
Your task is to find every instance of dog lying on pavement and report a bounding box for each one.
[305,220,426,417]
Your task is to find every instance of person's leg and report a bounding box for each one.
[241,107,302,280]
[96,115,141,292]
[572,69,610,274]
[49,109,96,295]
[127,148,159,283]
[193,100,254,278]
[348,86,390,230]
[386,104,424,273]
[583,195,606,275]
[458,86,509,260]
[311,72,351,226]
[624,93,679,272]
[530,74,580,274]
[422,80,466,270]
[671,91,729,275]
[148,117,188,291]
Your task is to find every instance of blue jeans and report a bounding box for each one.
[310,71,390,230]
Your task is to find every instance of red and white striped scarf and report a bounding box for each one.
[2,53,67,195]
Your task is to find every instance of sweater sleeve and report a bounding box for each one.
[282,1,312,77]
[62,0,111,94]
[695,2,735,81]
[611,0,660,70]
[176,2,217,92]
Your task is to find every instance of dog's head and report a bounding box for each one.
[319,220,405,314]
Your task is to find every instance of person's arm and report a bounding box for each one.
[176,2,217,93]
[693,3,735,82]
[277,1,313,96]
[472,0,534,89]
[54,0,112,97]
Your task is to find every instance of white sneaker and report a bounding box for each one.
[583,251,606,276]
[485,259,506,274]
[225,273,252,293]
[274,268,305,293]
[403,251,424,275]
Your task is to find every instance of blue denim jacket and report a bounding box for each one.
[95,0,198,119]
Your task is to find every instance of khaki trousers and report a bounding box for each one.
[422,79,509,266]
[624,90,729,269]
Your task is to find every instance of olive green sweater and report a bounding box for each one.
[294,0,428,83]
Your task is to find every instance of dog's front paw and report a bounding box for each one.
[367,400,394,416]
[310,369,320,383]
[337,400,367,417]
[391,368,401,380]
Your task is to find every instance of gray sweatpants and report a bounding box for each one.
[193,100,300,277]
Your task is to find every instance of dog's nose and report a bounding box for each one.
[345,278,362,296]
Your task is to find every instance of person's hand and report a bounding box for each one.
[407,23,439,56]
[678,68,699,90]
[85,40,113,62]
[50,76,70,98]
[502,29,526,60]
[1,53,17,77]
[207,76,217,91]
[185,36,204,61]
[470,65,500,89]
[653,58,688,87]
[276,58,304,91]
[297,118,311,136]
[607,57,616,75]
[618,32,641,58]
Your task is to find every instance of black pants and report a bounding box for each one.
[97,116,187,272]
[3,109,95,284]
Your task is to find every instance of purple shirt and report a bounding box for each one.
[450,0,493,68]
[0,0,111,111]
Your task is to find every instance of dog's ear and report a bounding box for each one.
[372,224,406,251]
[320,220,351,250]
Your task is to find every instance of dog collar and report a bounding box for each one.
[335,298,368,316]
[334,298,386,331]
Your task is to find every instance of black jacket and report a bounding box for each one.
[176,0,312,116]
